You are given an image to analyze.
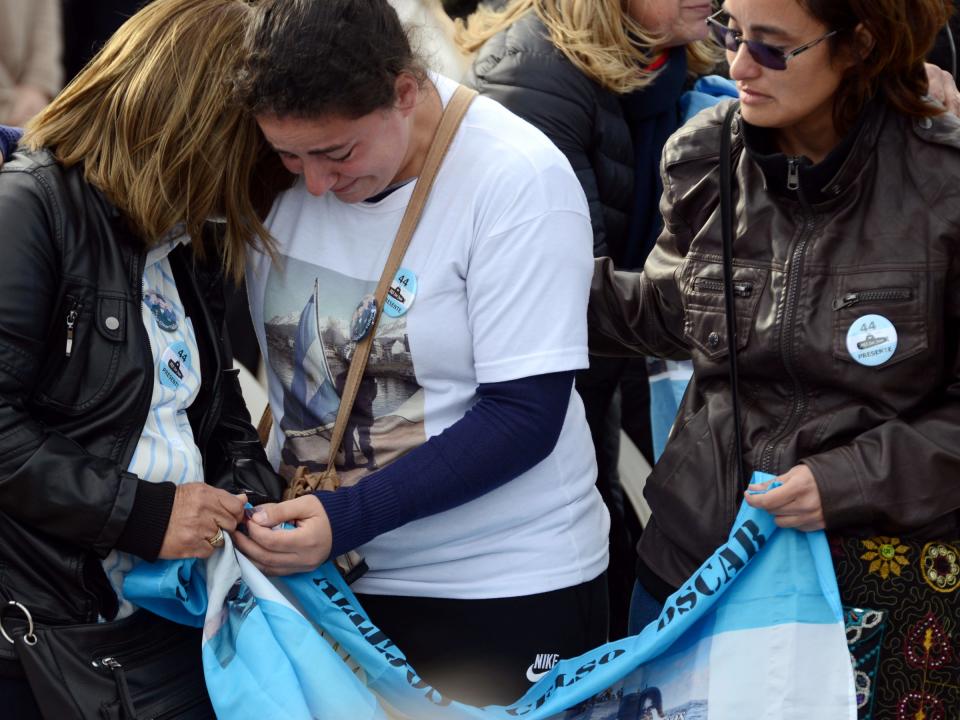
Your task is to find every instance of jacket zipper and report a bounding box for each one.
[758,165,814,473]
[64,299,82,357]
[832,287,913,310]
[787,157,801,191]
[694,277,753,297]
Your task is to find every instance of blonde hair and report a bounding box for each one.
[457,0,718,94]
[22,0,286,280]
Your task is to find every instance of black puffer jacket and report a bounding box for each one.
[0,149,284,659]
[468,11,633,262]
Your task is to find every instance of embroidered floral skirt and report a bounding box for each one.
[832,535,960,720]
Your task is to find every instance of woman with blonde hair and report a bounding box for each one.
[0,0,284,716]
[459,0,719,638]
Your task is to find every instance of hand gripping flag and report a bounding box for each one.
[126,473,856,719]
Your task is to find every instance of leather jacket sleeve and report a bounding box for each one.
[587,165,692,360]
[205,364,285,506]
[0,168,149,556]
[805,260,960,533]
[469,33,610,258]
[191,248,284,506]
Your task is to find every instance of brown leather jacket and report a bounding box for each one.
[589,99,960,590]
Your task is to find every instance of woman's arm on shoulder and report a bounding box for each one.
[587,147,694,360]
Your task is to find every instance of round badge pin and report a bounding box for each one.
[159,341,192,390]
[846,314,898,367]
[143,290,178,332]
[383,267,418,319]
[350,294,378,342]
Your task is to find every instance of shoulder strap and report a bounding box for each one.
[282,84,478,498]
[720,101,747,490]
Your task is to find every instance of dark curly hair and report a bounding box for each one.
[800,0,953,133]
[235,0,427,119]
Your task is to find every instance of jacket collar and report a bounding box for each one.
[740,97,886,204]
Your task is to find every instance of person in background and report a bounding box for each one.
[231,0,609,706]
[0,0,62,125]
[0,1,285,716]
[393,0,472,80]
[458,0,718,639]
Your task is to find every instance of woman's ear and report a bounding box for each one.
[393,73,420,117]
[851,22,875,63]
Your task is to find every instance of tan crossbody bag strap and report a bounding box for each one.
[260,85,477,499]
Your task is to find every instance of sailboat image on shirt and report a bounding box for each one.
[264,258,425,488]
[282,279,340,432]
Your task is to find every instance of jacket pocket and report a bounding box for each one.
[644,403,734,559]
[33,290,128,413]
[682,263,768,361]
[830,273,928,368]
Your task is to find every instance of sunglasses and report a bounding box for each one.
[705,10,837,71]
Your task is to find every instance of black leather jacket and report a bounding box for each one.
[0,149,284,658]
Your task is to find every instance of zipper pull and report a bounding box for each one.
[787,157,800,192]
[65,301,80,357]
[98,656,121,670]
[95,656,139,717]
[832,292,859,310]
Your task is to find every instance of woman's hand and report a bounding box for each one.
[925,62,960,116]
[158,484,247,559]
[232,495,333,575]
[744,464,825,531]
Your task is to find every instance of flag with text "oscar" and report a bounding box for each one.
[126,472,856,719]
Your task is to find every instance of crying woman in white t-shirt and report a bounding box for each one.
[231,0,610,706]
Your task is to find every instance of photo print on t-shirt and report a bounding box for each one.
[264,255,425,488]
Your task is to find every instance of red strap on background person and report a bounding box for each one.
[644,51,669,72]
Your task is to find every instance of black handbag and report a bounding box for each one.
[1,601,213,720]
[717,103,960,720]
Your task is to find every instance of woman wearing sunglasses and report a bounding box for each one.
[590,0,960,710]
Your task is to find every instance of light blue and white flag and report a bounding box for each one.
[646,357,694,460]
[126,473,855,719]
[284,278,340,432]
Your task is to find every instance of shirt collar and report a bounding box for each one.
[144,225,190,269]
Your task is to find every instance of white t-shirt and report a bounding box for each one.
[246,74,609,599]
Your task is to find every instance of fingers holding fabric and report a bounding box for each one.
[232,495,333,575]
[744,464,825,531]
[158,483,247,559]
[924,62,960,115]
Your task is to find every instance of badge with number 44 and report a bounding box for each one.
[384,267,417,318]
